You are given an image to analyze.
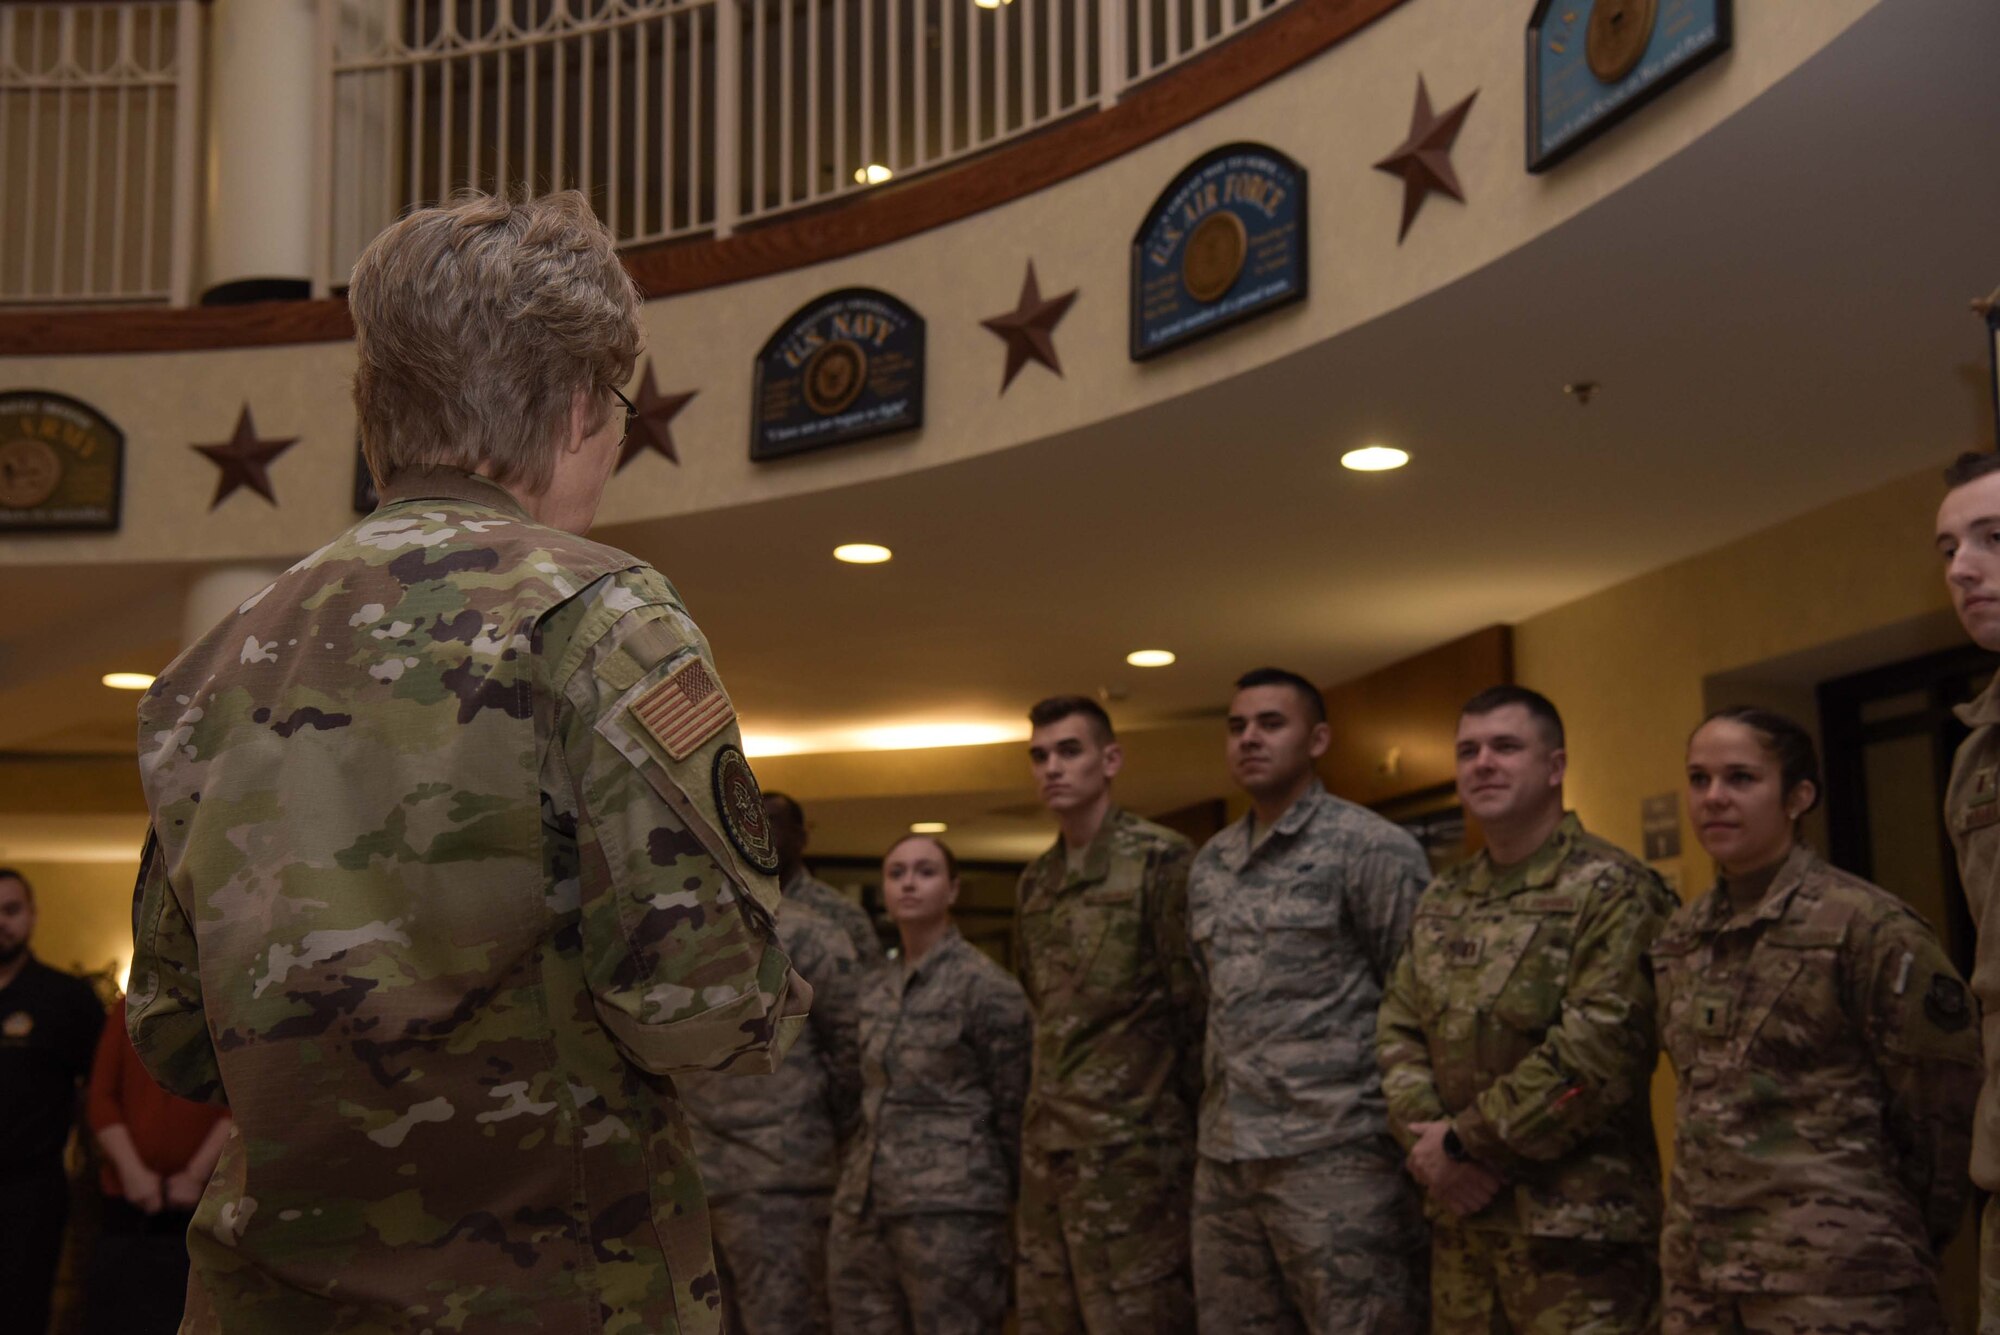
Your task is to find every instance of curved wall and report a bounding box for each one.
[0,0,1878,568]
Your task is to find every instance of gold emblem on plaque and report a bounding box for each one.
[0,438,63,509]
[1182,212,1248,304]
[803,340,868,416]
[1587,0,1656,84]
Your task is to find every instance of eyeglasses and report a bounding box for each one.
[610,386,638,441]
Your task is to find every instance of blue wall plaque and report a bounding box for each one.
[1130,143,1309,362]
[1528,0,1731,173]
[752,288,925,461]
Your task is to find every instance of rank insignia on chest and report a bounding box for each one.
[1446,938,1482,967]
[1,1010,30,1039]
[1975,767,1998,803]
[633,654,735,759]
[1694,994,1731,1037]
[1925,973,1972,1032]
[1961,800,2000,835]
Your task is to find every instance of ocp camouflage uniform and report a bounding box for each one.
[829,926,1032,1335]
[1377,811,1674,1335]
[1653,843,1980,1335]
[128,468,809,1335]
[1947,670,2000,1335]
[1187,779,1430,1335]
[681,896,862,1335]
[1014,808,1202,1335]
[787,867,886,967]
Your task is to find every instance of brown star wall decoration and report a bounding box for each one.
[1373,76,1479,243]
[617,360,696,472]
[981,262,1079,393]
[193,405,299,509]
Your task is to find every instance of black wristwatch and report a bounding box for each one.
[1442,1126,1470,1163]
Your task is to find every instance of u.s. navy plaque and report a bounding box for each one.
[0,390,124,532]
[1527,0,1731,173]
[752,289,924,461]
[1131,143,1308,362]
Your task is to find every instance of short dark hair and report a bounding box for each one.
[1233,667,1326,724]
[884,833,959,880]
[0,867,30,905]
[1698,706,1823,816]
[1462,685,1566,749]
[761,790,805,826]
[1027,695,1114,744]
[1944,451,2000,491]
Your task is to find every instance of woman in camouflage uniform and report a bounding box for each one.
[1653,707,1980,1334]
[828,834,1033,1334]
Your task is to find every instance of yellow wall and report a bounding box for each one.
[1516,460,1959,895]
[12,859,138,987]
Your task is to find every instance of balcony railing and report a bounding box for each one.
[0,1,202,307]
[0,0,1298,307]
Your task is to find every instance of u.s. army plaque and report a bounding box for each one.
[1131,143,1309,361]
[0,390,124,532]
[752,289,925,461]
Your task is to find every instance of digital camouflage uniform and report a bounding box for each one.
[680,896,862,1335]
[829,926,1032,1335]
[786,867,886,967]
[128,468,809,1335]
[1653,843,1980,1335]
[1187,780,1430,1335]
[1948,670,2000,1335]
[1377,811,1674,1335]
[1014,808,1203,1335]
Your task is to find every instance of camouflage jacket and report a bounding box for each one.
[1653,843,1980,1293]
[681,895,863,1198]
[1948,669,2000,1190]
[1016,807,1202,1151]
[128,468,808,1335]
[785,868,884,967]
[835,927,1032,1217]
[1188,780,1428,1162]
[1378,812,1673,1241]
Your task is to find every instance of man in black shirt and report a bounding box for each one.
[0,867,107,1335]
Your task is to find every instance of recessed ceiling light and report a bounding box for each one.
[910,821,949,833]
[833,543,893,564]
[102,672,156,691]
[853,164,894,185]
[1126,649,1176,668]
[972,0,1012,10]
[1341,445,1409,472]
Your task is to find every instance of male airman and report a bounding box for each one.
[1013,696,1203,1333]
[1188,668,1431,1334]
[767,790,885,966]
[1378,686,1675,1333]
[1938,448,2000,1334]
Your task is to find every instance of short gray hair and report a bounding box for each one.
[350,190,642,493]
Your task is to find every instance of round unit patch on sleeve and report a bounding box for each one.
[712,744,781,874]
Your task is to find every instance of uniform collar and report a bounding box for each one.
[376,466,533,520]
[901,924,965,988]
[1223,779,1326,871]
[1055,807,1128,888]
[781,867,813,899]
[1698,842,1817,932]
[1959,669,2000,729]
[1467,811,1581,898]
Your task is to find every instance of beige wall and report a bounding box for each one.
[12,859,138,987]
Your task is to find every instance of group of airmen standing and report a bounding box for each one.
[112,191,2000,1335]
[702,669,1985,1335]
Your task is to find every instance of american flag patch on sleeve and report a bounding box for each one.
[631,654,735,760]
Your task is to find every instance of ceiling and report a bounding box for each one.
[4,0,1998,864]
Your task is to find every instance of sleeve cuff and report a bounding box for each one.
[1452,1105,1521,1174]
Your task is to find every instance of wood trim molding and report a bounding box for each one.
[0,0,1407,358]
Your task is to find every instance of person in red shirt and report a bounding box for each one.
[83,994,230,1335]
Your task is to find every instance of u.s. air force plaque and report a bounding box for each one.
[0,390,124,532]
[1131,143,1308,361]
[752,289,924,461]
